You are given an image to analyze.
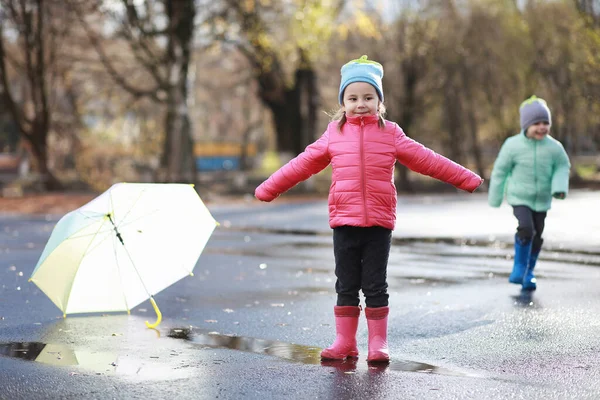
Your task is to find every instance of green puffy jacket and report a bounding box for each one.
[488,131,570,212]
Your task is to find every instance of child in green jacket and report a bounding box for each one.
[488,96,571,291]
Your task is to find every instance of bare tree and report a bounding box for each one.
[215,0,318,155]
[385,16,437,192]
[0,0,67,190]
[205,0,349,156]
[76,0,197,183]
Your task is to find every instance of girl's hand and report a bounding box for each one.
[552,192,566,199]
[255,185,277,202]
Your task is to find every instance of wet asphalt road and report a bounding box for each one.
[1,190,600,399]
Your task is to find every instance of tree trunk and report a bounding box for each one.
[24,131,62,191]
[0,0,62,191]
[295,64,318,154]
[163,103,195,183]
[460,65,485,179]
[442,77,464,164]
[392,62,422,193]
[159,0,197,184]
[260,60,319,156]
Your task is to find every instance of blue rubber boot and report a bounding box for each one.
[523,239,542,291]
[509,235,532,285]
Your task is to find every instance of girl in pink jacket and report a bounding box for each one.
[255,55,483,364]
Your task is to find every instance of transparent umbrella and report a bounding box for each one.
[29,183,218,328]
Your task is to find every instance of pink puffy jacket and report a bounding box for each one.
[255,114,483,230]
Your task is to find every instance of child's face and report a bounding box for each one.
[342,82,379,117]
[526,121,550,140]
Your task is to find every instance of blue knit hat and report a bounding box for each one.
[339,55,384,105]
[519,95,552,131]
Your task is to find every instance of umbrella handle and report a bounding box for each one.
[145,297,162,329]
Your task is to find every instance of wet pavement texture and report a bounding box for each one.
[1,190,600,399]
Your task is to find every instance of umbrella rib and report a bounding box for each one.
[63,216,113,313]
[78,210,110,219]
[116,233,154,300]
[109,187,147,231]
[82,229,117,255]
[104,189,162,306]
[109,232,134,312]
[33,212,110,272]
[107,188,174,238]
[106,213,154,301]
[113,209,161,232]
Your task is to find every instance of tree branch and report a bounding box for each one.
[35,0,50,134]
[74,4,162,102]
[0,20,30,136]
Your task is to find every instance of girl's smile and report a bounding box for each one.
[342,82,379,117]
[526,121,550,140]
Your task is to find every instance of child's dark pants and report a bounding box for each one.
[333,225,391,308]
[513,205,547,253]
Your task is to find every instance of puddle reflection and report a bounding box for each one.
[168,328,473,377]
[0,341,117,371]
[320,358,358,372]
[512,289,540,308]
[0,341,191,379]
[0,332,474,379]
[169,327,322,364]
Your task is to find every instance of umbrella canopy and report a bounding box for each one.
[29,183,217,327]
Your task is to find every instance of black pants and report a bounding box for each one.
[333,226,391,308]
[512,205,547,253]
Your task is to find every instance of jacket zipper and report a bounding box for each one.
[533,140,538,209]
[360,117,368,225]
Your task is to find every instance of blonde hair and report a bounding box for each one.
[330,103,387,131]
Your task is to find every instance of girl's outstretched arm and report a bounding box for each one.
[255,132,331,202]
[394,125,483,192]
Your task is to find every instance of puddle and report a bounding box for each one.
[0,342,192,379]
[0,334,477,378]
[168,328,476,377]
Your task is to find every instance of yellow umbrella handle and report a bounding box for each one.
[145,297,162,329]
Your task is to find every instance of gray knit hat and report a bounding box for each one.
[519,96,551,131]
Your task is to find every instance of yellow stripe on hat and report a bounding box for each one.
[520,95,548,109]
[344,55,382,68]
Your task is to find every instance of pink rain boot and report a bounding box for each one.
[320,306,361,360]
[365,306,390,363]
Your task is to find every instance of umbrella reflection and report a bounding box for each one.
[0,341,117,372]
[0,340,193,379]
[0,316,193,380]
